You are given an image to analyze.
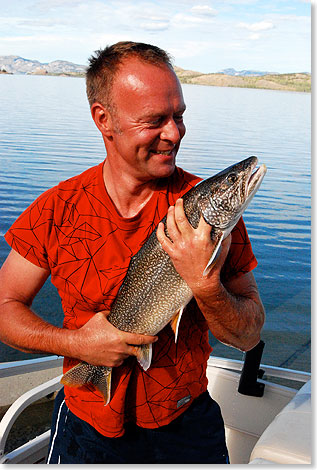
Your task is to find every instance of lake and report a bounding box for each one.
[0,74,311,372]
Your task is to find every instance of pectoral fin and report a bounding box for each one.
[134,344,152,371]
[203,232,224,276]
[170,308,184,343]
[61,362,112,406]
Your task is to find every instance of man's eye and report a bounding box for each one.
[174,115,184,122]
[149,118,163,126]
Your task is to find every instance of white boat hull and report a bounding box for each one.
[0,355,311,464]
[206,358,310,464]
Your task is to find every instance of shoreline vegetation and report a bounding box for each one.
[0,67,311,93]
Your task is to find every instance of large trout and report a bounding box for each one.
[61,156,266,404]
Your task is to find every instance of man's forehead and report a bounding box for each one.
[114,57,177,89]
[111,57,185,113]
[124,72,145,91]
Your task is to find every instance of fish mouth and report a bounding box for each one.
[246,158,267,198]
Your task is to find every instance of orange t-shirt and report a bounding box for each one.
[5,161,257,437]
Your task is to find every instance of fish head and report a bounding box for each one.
[198,156,267,233]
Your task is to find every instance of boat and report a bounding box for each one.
[0,342,311,464]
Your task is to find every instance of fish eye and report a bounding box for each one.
[227,173,237,184]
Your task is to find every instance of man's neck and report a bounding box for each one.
[102,160,157,218]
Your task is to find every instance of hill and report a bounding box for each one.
[174,66,311,93]
[0,56,311,93]
[0,55,85,76]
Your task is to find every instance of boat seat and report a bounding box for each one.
[249,380,311,465]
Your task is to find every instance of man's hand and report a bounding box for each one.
[156,199,264,352]
[72,311,158,367]
[156,198,230,293]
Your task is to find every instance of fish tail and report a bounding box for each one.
[61,362,112,405]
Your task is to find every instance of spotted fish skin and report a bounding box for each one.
[61,156,266,404]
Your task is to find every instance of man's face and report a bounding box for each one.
[106,58,186,181]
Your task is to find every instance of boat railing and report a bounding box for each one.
[0,374,62,464]
[0,355,311,464]
[208,356,311,384]
[0,355,63,379]
[0,356,63,464]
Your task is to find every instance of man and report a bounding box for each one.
[0,42,264,464]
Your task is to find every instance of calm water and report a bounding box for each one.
[0,75,311,371]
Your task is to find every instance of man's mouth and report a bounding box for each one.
[150,148,175,156]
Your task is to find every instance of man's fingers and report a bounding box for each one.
[162,199,193,245]
[197,214,212,235]
[124,331,158,346]
[166,205,180,240]
[99,309,111,317]
[173,199,192,235]
[157,222,173,251]
[128,345,142,358]
[96,310,158,345]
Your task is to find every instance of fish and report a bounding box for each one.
[61,156,267,405]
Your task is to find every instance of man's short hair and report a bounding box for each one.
[86,41,174,110]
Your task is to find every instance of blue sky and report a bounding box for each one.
[0,0,311,73]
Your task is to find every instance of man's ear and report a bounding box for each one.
[91,102,113,137]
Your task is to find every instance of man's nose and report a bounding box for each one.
[160,118,183,143]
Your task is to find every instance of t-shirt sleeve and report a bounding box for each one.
[4,188,56,270]
[221,217,258,282]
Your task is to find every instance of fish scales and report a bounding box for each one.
[107,219,192,335]
[61,156,267,404]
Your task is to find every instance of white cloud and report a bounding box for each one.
[215,0,258,4]
[1,34,57,43]
[168,40,211,59]
[248,33,261,40]
[191,5,218,16]
[237,21,275,32]
[172,12,216,27]
[140,20,170,31]
[271,14,310,23]
[33,0,91,12]
[0,0,311,73]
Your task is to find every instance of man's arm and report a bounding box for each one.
[156,199,265,351]
[0,249,157,366]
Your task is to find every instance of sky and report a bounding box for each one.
[0,0,311,74]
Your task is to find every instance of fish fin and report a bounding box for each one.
[170,308,184,343]
[61,362,112,405]
[134,344,152,371]
[92,370,112,406]
[203,233,224,276]
[60,362,91,388]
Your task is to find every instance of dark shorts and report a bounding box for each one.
[47,388,229,464]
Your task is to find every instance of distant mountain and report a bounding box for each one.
[0,55,275,77]
[218,68,275,77]
[0,55,86,75]
[0,55,310,92]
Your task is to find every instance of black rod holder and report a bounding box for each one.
[238,340,265,397]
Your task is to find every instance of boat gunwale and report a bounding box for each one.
[0,355,311,464]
